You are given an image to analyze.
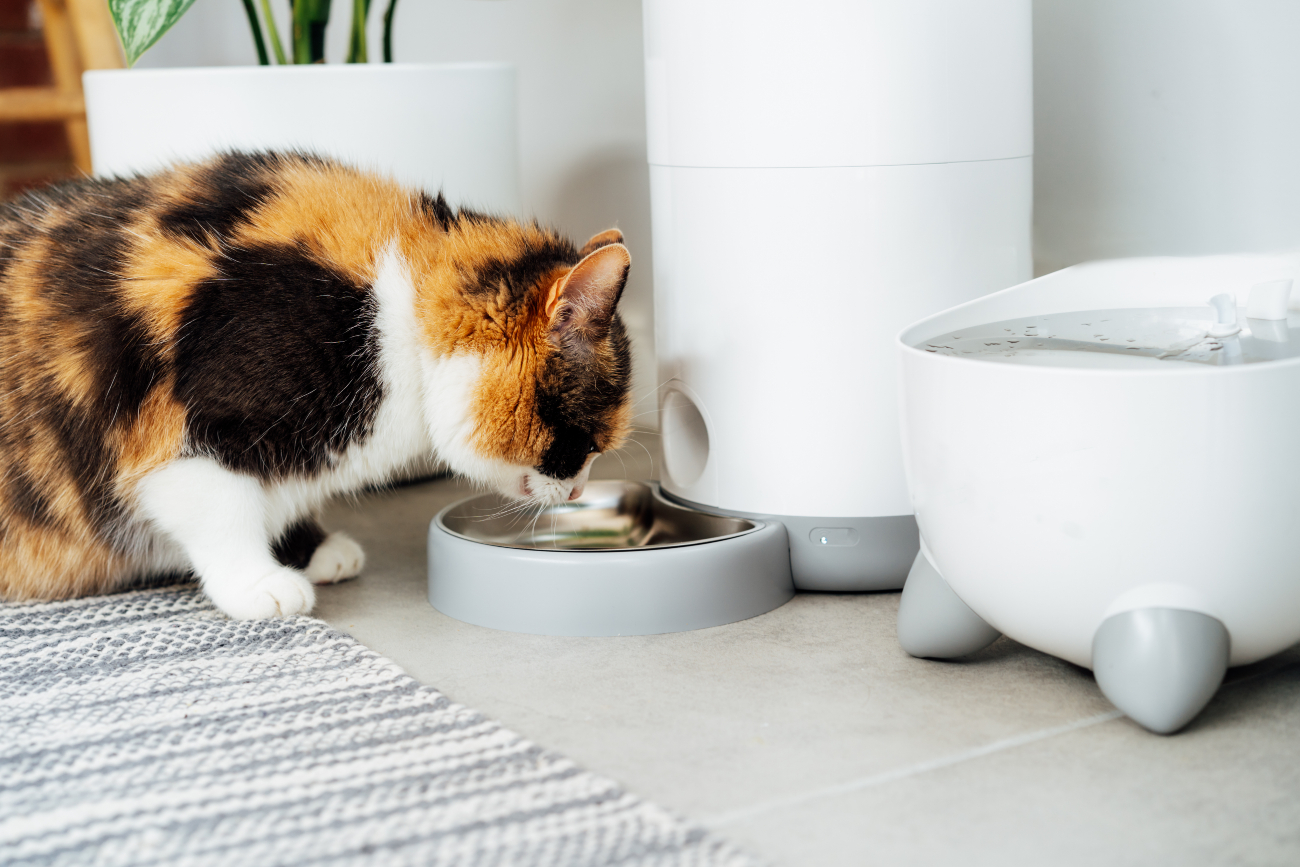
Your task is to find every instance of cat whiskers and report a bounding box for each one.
[626,375,675,412]
[606,448,630,480]
[474,493,542,523]
[622,408,667,426]
[613,432,658,476]
[523,500,548,544]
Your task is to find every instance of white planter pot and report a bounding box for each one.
[83,63,518,213]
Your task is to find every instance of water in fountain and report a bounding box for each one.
[918,307,1299,369]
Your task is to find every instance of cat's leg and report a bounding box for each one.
[136,457,314,619]
[272,516,366,585]
[305,533,366,585]
[271,517,326,569]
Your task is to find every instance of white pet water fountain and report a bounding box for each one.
[427,0,1033,636]
[896,253,1300,733]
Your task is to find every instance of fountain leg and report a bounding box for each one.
[1092,608,1230,734]
[897,550,1001,658]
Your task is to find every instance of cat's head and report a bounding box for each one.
[417,220,633,506]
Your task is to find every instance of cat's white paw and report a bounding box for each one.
[210,567,316,620]
[304,532,366,585]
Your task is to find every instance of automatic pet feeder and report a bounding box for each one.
[427,0,1033,636]
[896,253,1300,733]
[644,0,1032,591]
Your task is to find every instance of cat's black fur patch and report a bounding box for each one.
[468,235,579,306]
[534,316,632,479]
[44,388,127,539]
[456,207,495,227]
[0,219,38,286]
[418,191,456,233]
[535,421,595,481]
[5,465,56,530]
[43,182,162,425]
[176,241,383,478]
[272,517,328,570]
[157,154,275,246]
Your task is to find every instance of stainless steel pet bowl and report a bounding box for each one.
[428,481,794,635]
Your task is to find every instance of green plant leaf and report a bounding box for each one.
[108,0,200,66]
[293,0,333,64]
[260,0,289,64]
[382,0,397,62]
[240,0,270,66]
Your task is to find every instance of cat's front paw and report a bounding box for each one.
[304,532,366,585]
[210,567,316,620]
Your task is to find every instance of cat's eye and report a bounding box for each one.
[588,439,600,454]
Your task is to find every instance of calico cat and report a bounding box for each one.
[0,151,633,619]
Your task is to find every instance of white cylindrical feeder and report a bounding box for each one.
[644,0,1033,589]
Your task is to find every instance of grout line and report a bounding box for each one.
[703,658,1296,828]
[701,710,1124,827]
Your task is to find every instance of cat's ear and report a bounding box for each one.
[544,243,630,347]
[578,228,624,257]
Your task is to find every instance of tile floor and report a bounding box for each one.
[313,442,1300,866]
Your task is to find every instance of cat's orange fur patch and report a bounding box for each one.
[123,230,213,342]
[237,163,408,284]
[0,529,129,601]
[410,224,563,355]
[470,347,551,464]
[0,235,96,408]
[113,383,187,494]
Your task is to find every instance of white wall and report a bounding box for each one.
[139,0,658,422]
[1034,0,1300,274]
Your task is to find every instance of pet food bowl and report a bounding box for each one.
[428,481,793,635]
[896,253,1300,733]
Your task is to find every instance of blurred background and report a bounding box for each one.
[0,0,76,197]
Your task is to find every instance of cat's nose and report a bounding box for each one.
[567,483,584,501]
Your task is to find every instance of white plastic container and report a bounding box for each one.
[897,253,1300,732]
[644,0,1033,590]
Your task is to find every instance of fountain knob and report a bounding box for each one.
[1207,293,1242,337]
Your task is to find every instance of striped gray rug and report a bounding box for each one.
[0,585,758,867]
